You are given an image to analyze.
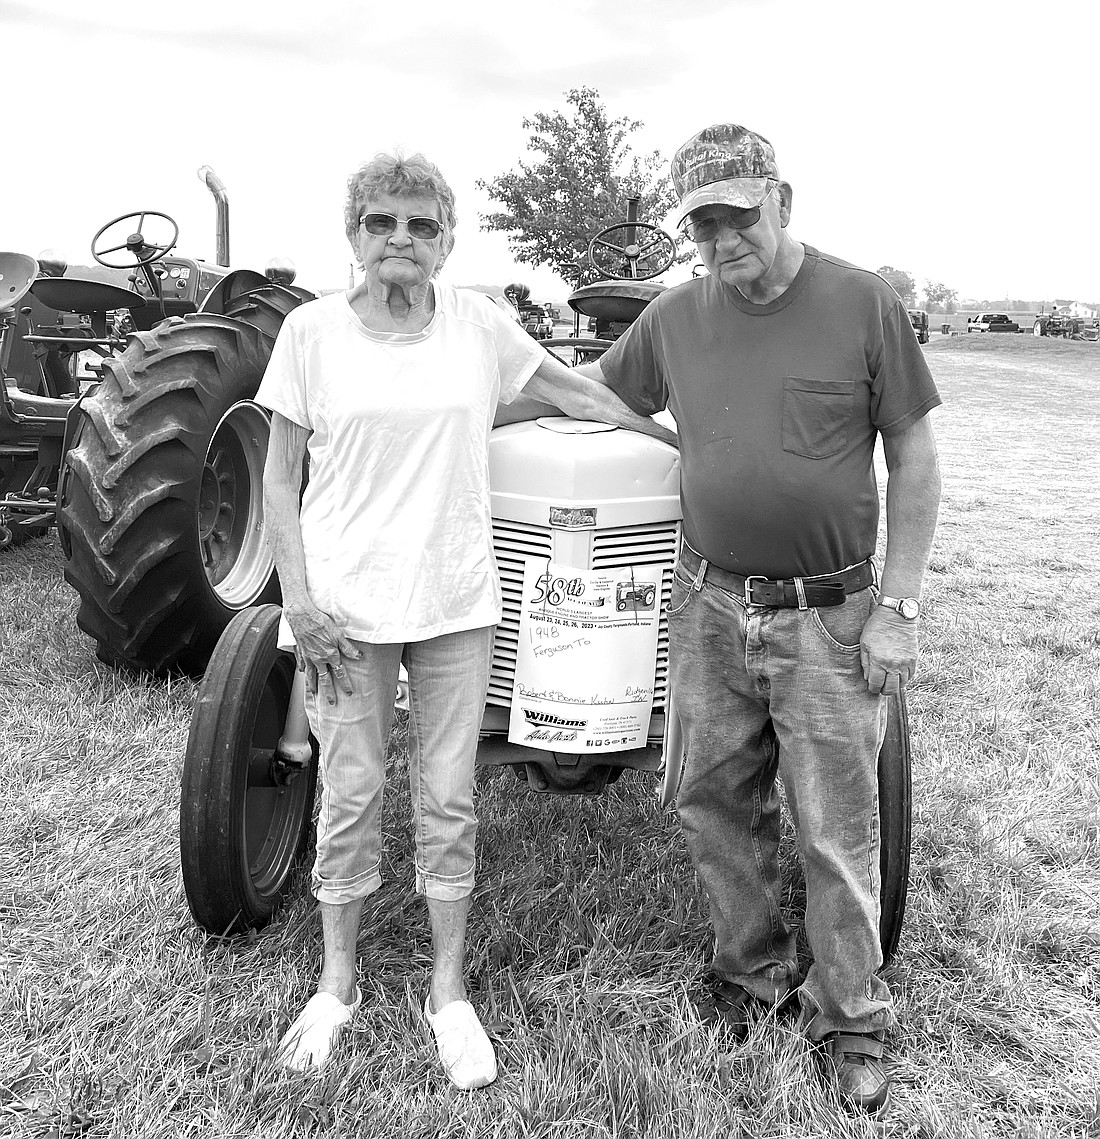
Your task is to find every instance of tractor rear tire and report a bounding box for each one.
[180,604,318,934]
[878,690,911,966]
[58,314,281,674]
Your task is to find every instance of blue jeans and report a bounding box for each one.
[669,551,895,1040]
[305,626,493,904]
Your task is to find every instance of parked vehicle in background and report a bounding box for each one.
[522,305,554,340]
[503,282,554,340]
[967,313,1020,333]
[907,309,929,344]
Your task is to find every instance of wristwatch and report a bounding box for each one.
[879,595,921,620]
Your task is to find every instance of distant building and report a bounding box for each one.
[1059,300,1098,319]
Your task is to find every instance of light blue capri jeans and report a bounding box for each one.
[303,626,494,905]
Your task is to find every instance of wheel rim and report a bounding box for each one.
[243,652,313,895]
[196,400,274,606]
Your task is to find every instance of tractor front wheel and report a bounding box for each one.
[180,604,318,934]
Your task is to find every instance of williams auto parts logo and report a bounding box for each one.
[522,709,588,730]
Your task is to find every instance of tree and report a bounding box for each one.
[923,280,959,314]
[477,87,687,287]
[876,266,917,306]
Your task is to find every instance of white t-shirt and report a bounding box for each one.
[255,284,545,643]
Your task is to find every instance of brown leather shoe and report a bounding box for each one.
[821,1032,891,1116]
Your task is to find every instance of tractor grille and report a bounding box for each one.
[487,518,679,712]
[487,520,553,707]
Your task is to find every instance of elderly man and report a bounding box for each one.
[588,124,942,1116]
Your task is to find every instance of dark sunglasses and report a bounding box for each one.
[681,185,776,243]
[359,212,442,240]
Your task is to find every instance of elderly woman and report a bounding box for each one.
[256,151,673,1087]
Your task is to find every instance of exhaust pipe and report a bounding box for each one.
[197,166,230,267]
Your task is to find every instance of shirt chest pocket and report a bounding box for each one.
[781,378,855,459]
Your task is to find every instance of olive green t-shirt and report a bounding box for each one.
[598,246,942,579]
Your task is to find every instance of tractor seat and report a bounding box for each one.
[30,277,146,316]
[567,280,665,324]
[0,252,40,312]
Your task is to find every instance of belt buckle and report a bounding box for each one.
[743,575,767,606]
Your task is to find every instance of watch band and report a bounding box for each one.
[879,594,921,620]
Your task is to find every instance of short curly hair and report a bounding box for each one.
[344,151,457,264]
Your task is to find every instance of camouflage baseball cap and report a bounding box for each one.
[671,124,780,226]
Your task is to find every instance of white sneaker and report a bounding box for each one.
[423,995,497,1089]
[276,987,362,1072]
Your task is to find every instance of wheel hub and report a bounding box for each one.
[195,401,275,604]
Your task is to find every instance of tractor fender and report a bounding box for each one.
[198,270,272,316]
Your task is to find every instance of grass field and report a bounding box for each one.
[1,336,1098,1138]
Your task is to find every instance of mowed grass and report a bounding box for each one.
[1,335,1099,1138]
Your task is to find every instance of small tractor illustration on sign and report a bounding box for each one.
[616,580,657,611]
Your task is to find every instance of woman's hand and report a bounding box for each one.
[283,601,363,705]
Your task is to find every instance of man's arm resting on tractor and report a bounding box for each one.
[859,412,942,694]
[493,357,607,426]
[502,355,676,446]
[262,412,358,697]
[492,390,564,426]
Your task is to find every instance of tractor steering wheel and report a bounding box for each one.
[92,211,180,269]
[587,222,676,281]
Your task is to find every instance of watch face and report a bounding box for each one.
[899,598,920,620]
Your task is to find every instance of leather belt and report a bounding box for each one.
[679,543,875,610]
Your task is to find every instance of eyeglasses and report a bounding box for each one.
[681,185,776,243]
[358,212,442,240]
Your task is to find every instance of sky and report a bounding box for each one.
[2,0,1096,305]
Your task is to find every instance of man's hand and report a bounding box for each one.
[859,605,919,696]
[523,355,678,447]
[283,600,362,705]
